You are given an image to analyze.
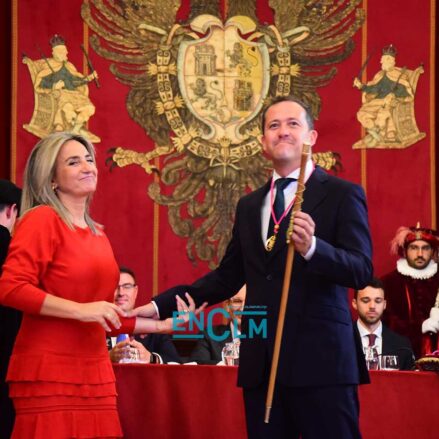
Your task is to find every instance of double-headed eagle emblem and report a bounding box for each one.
[82,0,364,267]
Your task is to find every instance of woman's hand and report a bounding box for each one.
[75,301,126,332]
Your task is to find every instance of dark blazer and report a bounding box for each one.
[106,333,181,364]
[382,324,415,370]
[189,324,233,365]
[0,225,22,439]
[155,167,373,388]
[354,322,415,371]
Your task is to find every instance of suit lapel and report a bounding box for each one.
[247,180,270,260]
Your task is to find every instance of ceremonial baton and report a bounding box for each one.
[264,141,311,423]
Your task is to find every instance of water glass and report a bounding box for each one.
[222,342,239,366]
[119,345,140,363]
[364,346,380,370]
[380,355,399,370]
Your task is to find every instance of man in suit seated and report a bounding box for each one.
[108,267,181,364]
[352,278,415,370]
[189,286,246,365]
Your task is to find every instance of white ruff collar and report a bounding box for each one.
[396,258,438,280]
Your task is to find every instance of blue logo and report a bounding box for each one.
[171,306,267,340]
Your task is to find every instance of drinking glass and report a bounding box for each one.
[119,345,140,363]
[364,346,380,370]
[222,342,239,366]
[380,355,399,370]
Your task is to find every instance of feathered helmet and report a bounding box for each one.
[390,222,439,256]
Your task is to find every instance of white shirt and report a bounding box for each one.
[357,320,383,355]
[261,159,316,259]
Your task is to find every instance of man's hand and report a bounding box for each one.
[156,293,208,333]
[109,339,151,363]
[129,339,151,363]
[291,211,315,256]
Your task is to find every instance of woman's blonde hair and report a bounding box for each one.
[21,131,99,234]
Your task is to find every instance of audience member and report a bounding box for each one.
[352,278,415,370]
[382,225,439,357]
[0,180,22,439]
[108,267,181,364]
[190,286,246,365]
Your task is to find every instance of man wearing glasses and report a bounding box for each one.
[108,267,181,364]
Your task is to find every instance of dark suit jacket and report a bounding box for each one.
[0,225,22,439]
[106,333,181,364]
[354,322,415,371]
[155,167,373,388]
[189,324,233,365]
[381,324,415,370]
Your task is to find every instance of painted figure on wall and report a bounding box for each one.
[23,35,100,143]
[353,45,425,149]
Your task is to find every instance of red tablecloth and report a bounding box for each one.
[114,365,439,439]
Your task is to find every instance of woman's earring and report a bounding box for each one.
[52,183,58,192]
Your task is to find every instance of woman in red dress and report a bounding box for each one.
[0,132,199,438]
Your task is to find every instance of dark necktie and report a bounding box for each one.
[266,178,295,240]
[367,333,377,346]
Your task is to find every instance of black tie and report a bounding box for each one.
[267,178,295,240]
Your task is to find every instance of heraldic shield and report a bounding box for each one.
[178,15,270,144]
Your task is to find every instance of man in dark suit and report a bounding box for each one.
[0,180,22,439]
[189,286,246,364]
[108,267,180,364]
[131,96,373,438]
[353,278,415,371]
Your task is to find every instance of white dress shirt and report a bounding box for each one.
[261,159,316,259]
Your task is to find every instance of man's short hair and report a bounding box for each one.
[260,95,315,133]
[0,179,22,213]
[354,277,384,299]
[119,266,137,283]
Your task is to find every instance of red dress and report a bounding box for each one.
[0,206,135,438]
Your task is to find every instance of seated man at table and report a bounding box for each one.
[189,286,246,365]
[108,267,181,364]
[352,278,415,370]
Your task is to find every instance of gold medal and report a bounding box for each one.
[265,225,279,252]
[265,235,276,251]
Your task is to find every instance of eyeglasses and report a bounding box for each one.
[228,299,244,309]
[116,283,136,291]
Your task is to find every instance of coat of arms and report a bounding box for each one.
[82,0,364,267]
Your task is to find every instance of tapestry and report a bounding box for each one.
[11,0,436,302]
